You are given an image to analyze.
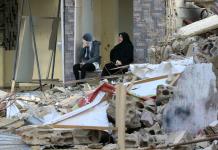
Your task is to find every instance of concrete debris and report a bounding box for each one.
[203,141,218,150]
[140,110,155,127]
[156,84,174,105]
[107,95,143,129]
[177,15,218,37]
[2,27,218,150]
[195,135,210,149]
[72,129,102,145]
[0,118,25,130]
[161,131,194,150]
[16,125,104,146]
[204,120,218,135]
[88,143,103,149]
[125,132,141,148]
[163,64,218,134]
[130,57,193,79]
[143,122,162,135]
[0,133,30,150]
[102,144,118,150]
[17,125,74,146]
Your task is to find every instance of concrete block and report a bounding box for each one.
[140,110,155,127]
[125,132,140,148]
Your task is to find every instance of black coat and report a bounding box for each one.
[110,39,134,66]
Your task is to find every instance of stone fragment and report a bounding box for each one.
[153,134,168,145]
[143,99,156,113]
[73,129,102,145]
[168,131,194,150]
[107,95,142,129]
[140,110,155,127]
[195,135,210,149]
[144,123,162,135]
[125,132,141,148]
[102,144,118,150]
[156,85,174,105]
[88,143,103,149]
[162,45,173,60]
[203,141,218,150]
[139,133,155,148]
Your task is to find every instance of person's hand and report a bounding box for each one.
[116,60,122,66]
[82,40,88,48]
[80,62,85,67]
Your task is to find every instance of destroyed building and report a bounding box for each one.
[0,0,218,150]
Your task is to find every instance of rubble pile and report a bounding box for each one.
[0,61,217,149]
[147,35,218,64]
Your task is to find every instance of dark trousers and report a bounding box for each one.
[73,63,95,80]
[101,62,128,77]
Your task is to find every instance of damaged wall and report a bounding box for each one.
[133,0,166,63]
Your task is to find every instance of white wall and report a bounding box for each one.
[22,0,62,80]
[82,0,94,35]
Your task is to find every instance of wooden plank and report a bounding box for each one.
[52,124,117,131]
[133,73,180,85]
[169,74,181,86]
[110,65,129,70]
[64,73,130,86]
[11,80,16,93]
[116,84,126,150]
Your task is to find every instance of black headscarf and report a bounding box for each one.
[110,32,134,65]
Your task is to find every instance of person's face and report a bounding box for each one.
[82,39,88,47]
[118,34,123,43]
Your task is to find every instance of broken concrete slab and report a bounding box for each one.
[167,131,194,150]
[107,95,143,129]
[163,64,218,133]
[203,141,218,150]
[17,125,74,146]
[177,15,218,37]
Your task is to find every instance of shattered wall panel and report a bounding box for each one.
[163,64,218,134]
[133,0,166,63]
[64,0,75,83]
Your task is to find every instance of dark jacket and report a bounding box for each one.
[79,40,101,64]
[110,33,134,65]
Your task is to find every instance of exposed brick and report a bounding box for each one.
[64,0,75,82]
[133,0,166,63]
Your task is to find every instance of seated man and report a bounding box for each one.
[73,33,100,80]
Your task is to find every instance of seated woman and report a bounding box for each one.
[101,32,134,76]
[73,33,100,80]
